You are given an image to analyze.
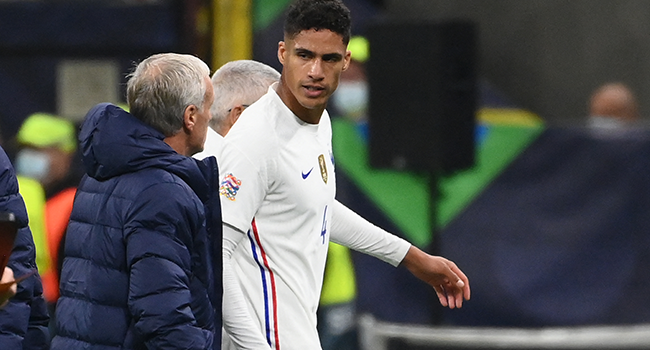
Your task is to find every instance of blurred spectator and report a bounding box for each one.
[0,144,50,348]
[14,112,79,333]
[330,35,369,139]
[587,82,640,129]
[15,113,78,198]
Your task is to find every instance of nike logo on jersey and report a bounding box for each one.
[302,167,314,179]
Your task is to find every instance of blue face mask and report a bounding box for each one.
[15,149,50,182]
[331,81,368,121]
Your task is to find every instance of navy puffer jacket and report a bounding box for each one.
[51,104,222,349]
[0,146,50,349]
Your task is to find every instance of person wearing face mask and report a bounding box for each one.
[330,35,370,140]
[14,112,79,334]
[587,82,641,131]
[15,113,78,197]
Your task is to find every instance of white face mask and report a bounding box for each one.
[331,81,368,121]
[587,115,630,130]
[15,149,50,182]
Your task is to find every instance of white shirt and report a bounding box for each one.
[219,84,410,350]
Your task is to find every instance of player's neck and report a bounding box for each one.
[276,81,323,124]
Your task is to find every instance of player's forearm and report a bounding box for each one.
[330,200,410,266]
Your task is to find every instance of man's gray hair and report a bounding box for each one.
[210,60,280,130]
[126,53,211,137]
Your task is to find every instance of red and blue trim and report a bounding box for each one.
[248,219,281,349]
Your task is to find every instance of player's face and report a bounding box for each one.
[278,29,351,123]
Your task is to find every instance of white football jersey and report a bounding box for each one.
[219,84,335,350]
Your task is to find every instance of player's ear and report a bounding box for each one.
[278,41,286,65]
[342,50,351,71]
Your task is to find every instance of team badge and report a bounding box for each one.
[219,173,242,201]
[318,154,328,184]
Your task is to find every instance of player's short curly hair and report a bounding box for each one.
[284,0,352,44]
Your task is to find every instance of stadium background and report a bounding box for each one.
[1,0,650,348]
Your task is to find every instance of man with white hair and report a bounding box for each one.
[53,53,221,350]
[194,59,281,161]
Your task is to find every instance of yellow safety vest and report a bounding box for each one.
[320,242,357,305]
[17,176,56,301]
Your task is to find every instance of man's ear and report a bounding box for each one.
[342,50,352,71]
[184,104,199,131]
[228,105,246,126]
[278,41,286,65]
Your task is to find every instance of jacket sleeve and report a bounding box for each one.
[124,181,213,350]
[0,147,50,350]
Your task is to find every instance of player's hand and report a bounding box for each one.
[400,246,470,309]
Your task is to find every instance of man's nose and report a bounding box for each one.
[308,59,325,80]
